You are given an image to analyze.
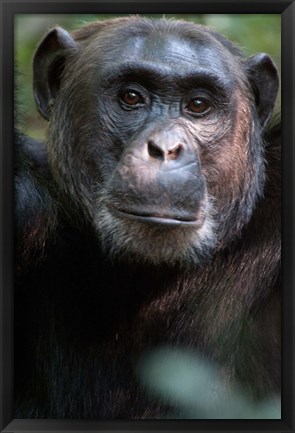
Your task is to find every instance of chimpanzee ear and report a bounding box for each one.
[33,27,78,121]
[245,53,279,130]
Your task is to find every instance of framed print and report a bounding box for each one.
[0,1,294,432]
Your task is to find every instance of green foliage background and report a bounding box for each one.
[15,14,281,139]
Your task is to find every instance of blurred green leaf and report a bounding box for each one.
[138,347,281,419]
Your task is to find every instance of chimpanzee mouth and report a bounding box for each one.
[110,206,204,227]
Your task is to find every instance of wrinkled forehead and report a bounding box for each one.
[96,31,241,79]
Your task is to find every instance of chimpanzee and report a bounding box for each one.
[14,16,281,419]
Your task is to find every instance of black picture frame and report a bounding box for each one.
[0,1,294,432]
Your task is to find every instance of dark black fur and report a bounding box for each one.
[15,17,280,418]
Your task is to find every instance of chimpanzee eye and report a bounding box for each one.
[186,98,210,115]
[120,90,144,106]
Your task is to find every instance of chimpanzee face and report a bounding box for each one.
[33,18,278,266]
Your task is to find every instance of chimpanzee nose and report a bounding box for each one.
[147,140,183,161]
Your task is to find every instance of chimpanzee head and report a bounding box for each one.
[33,17,279,266]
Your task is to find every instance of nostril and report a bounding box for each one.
[147,141,184,162]
[167,144,183,161]
[148,141,164,160]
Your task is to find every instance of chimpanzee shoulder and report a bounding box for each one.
[15,131,59,273]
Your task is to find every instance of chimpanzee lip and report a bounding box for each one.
[110,206,203,227]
